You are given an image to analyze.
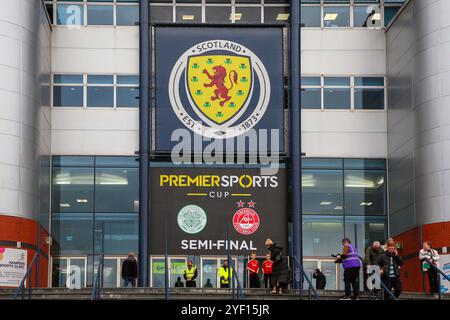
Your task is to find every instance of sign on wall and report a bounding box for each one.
[150,168,288,255]
[0,248,27,287]
[440,254,450,294]
[155,27,284,152]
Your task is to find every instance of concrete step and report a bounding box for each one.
[0,288,448,300]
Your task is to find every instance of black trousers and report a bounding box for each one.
[263,274,271,288]
[381,276,402,300]
[249,273,260,288]
[426,269,439,294]
[186,280,196,288]
[220,283,229,288]
[343,267,360,298]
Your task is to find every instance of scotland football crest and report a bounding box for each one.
[168,40,271,139]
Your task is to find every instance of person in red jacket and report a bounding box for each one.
[247,252,260,288]
[262,253,273,289]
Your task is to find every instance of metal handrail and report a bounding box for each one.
[91,255,104,300]
[13,253,40,300]
[291,256,320,300]
[228,258,245,300]
[423,258,450,300]
[357,256,397,300]
[13,224,42,300]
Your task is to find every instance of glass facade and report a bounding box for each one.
[50,156,387,287]
[51,156,139,257]
[302,158,388,258]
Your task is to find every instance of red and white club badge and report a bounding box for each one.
[233,200,260,235]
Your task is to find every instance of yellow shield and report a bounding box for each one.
[187,55,252,125]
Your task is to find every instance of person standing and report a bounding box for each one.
[365,241,384,293]
[121,252,138,287]
[419,241,440,294]
[376,241,404,300]
[183,260,198,288]
[313,268,326,290]
[247,252,260,288]
[175,276,184,288]
[204,278,213,288]
[336,238,362,300]
[218,260,233,288]
[262,253,273,289]
[265,238,290,294]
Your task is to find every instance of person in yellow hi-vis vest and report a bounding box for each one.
[183,260,198,287]
[218,260,233,288]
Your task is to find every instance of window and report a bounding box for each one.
[301,75,386,110]
[52,74,139,108]
[53,74,84,107]
[354,77,385,109]
[87,75,114,107]
[116,4,139,26]
[301,77,321,109]
[117,75,139,108]
[55,1,139,26]
[353,2,381,28]
[56,3,84,26]
[323,5,350,28]
[323,77,351,109]
[301,5,321,27]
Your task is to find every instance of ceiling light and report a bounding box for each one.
[76,199,88,203]
[372,13,381,21]
[59,203,70,208]
[182,15,195,21]
[320,201,333,206]
[334,206,343,210]
[360,202,373,206]
[324,13,338,21]
[231,13,242,21]
[276,13,290,21]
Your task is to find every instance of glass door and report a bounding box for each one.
[52,257,87,288]
[170,257,187,287]
[200,257,218,288]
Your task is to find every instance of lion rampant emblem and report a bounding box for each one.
[203,66,238,107]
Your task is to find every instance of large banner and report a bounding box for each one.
[0,248,27,287]
[155,27,284,152]
[150,168,288,255]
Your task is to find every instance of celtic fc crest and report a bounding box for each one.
[177,205,207,234]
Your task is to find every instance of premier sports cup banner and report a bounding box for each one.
[0,248,27,287]
[155,27,284,152]
[150,167,288,255]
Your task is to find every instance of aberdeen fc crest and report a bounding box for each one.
[169,40,270,139]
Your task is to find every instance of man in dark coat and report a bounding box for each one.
[265,238,290,294]
[313,268,326,290]
[121,252,138,287]
[376,241,404,300]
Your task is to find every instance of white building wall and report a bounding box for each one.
[51,26,139,156]
[0,0,51,221]
[301,29,387,159]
